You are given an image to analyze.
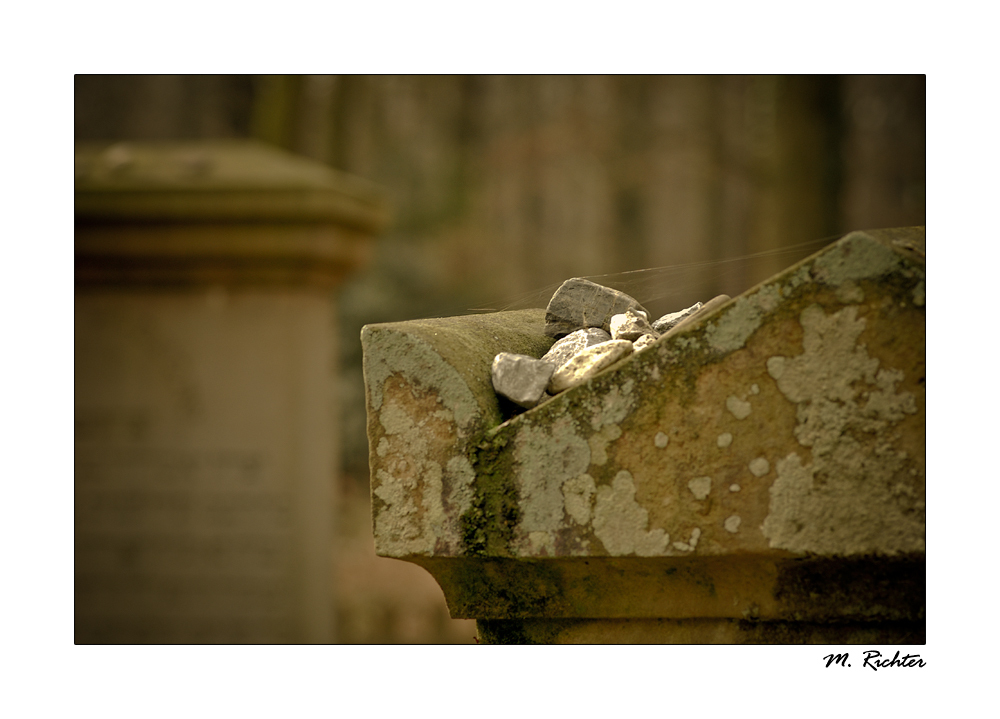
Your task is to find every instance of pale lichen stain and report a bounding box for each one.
[672,527,701,552]
[654,431,669,448]
[717,432,733,448]
[562,473,596,525]
[748,457,770,477]
[812,231,902,287]
[724,515,742,533]
[592,470,670,556]
[588,423,622,466]
[362,327,479,433]
[761,304,922,555]
[372,395,473,556]
[726,395,752,420]
[688,476,712,501]
[704,283,781,353]
[514,415,591,551]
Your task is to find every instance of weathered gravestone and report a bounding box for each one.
[75,140,387,643]
[361,227,925,643]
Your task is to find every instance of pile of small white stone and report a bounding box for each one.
[491,277,713,410]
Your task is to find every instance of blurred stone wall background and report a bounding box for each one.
[75,74,925,643]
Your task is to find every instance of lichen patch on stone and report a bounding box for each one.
[372,394,473,556]
[362,327,479,434]
[587,423,622,466]
[592,470,669,556]
[704,283,782,354]
[654,431,669,448]
[724,515,742,533]
[688,476,712,501]
[761,303,923,555]
[672,527,701,552]
[812,232,902,287]
[766,356,785,380]
[562,473,596,525]
[726,395,752,420]
[514,416,591,543]
[748,457,770,477]
[835,279,865,304]
[590,380,636,431]
[717,432,733,448]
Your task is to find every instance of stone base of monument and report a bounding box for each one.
[361,227,925,644]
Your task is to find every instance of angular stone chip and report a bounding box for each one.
[610,309,657,341]
[541,327,612,368]
[491,352,556,408]
[632,333,658,352]
[544,278,648,338]
[547,339,633,393]
[651,301,703,334]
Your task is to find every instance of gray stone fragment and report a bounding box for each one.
[544,278,648,338]
[610,309,657,341]
[651,301,703,334]
[662,295,731,337]
[547,339,633,394]
[632,334,658,353]
[491,352,556,409]
[541,327,612,369]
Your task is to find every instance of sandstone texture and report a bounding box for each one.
[362,227,925,640]
[544,278,648,338]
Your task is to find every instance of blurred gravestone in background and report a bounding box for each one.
[75,75,925,643]
[75,140,387,642]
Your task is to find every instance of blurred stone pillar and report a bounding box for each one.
[75,140,387,643]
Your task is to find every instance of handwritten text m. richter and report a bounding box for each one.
[862,650,926,671]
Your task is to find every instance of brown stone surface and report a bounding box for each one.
[362,227,925,638]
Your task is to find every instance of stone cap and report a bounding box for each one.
[362,228,925,621]
[75,140,389,231]
[75,140,390,287]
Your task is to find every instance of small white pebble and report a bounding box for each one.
[654,432,669,448]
